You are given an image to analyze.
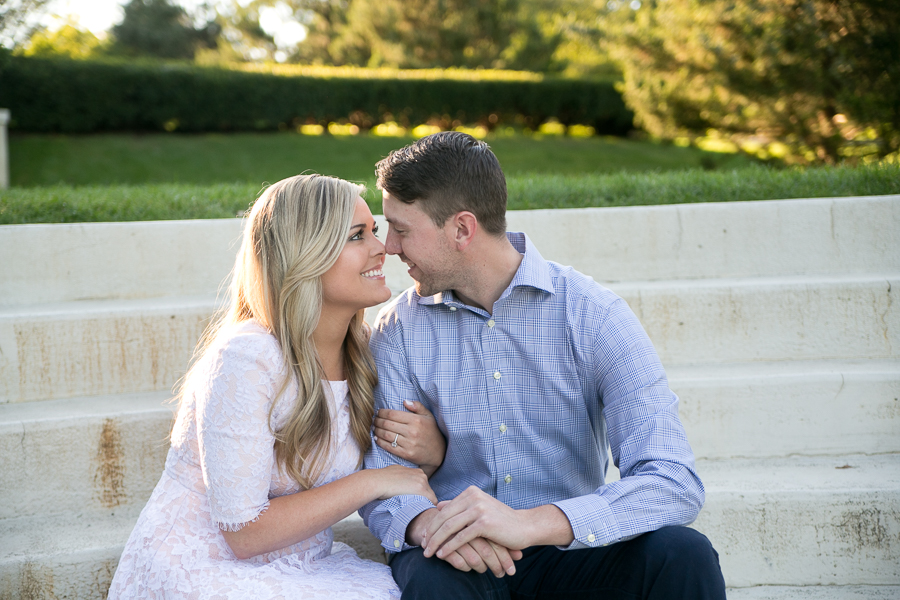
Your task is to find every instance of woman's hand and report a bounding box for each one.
[374,400,447,477]
[375,464,438,504]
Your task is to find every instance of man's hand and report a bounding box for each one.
[408,507,522,577]
[422,486,574,561]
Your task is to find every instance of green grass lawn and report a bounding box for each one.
[4,131,897,224]
[3,163,897,224]
[9,131,754,188]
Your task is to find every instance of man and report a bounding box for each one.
[361,132,726,599]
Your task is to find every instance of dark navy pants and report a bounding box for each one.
[389,526,726,600]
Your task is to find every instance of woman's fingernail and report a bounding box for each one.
[404,400,414,407]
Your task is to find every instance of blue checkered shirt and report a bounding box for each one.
[361,232,704,552]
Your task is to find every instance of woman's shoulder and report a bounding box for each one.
[209,319,284,371]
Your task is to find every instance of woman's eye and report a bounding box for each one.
[372,225,380,237]
[350,231,363,241]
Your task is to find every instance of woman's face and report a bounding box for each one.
[320,196,391,314]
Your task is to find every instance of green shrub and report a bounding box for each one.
[0,55,633,134]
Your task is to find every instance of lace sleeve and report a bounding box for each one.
[194,327,286,532]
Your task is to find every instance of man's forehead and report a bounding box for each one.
[381,190,420,224]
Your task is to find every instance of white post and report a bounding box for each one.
[0,109,9,189]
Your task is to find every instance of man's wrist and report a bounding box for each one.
[406,507,437,546]
[521,504,575,547]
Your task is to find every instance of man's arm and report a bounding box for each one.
[360,319,436,553]
[362,309,523,577]
[552,296,704,550]
[418,296,704,557]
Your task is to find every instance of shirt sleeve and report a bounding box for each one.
[194,330,284,532]
[359,314,436,553]
[552,297,705,550]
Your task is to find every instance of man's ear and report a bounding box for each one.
[450,212,478,250]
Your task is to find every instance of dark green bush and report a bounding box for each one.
[0,55,633,134]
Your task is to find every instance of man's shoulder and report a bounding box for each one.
[545,260,621,313]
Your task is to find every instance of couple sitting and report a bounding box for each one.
[108,132,726,599]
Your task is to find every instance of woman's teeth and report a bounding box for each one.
[362,268,383,278]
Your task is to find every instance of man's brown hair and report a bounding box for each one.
[375,132,507,235]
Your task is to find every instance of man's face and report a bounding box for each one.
[382,190,460,298]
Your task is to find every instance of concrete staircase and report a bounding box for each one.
[1,196,897,598]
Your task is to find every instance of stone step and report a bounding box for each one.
[0,509,383,600]
[0,391,174,520]
[4,275,896,404]
[2,359,895,520]
[669,359,900,459]
[0,454,895,598]
[0,219,243,307]
[3,197,897,308]
[610,274,899,365]
[727,586,900,599]
[0,296,215,404]
[513,195,900,284]
[692,454,900,587]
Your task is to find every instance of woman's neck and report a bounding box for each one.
[312,308,353,381]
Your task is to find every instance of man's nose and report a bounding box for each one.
[385,228,401,256]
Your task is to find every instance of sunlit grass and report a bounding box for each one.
[3,163,896,225]
[8,131,754,188]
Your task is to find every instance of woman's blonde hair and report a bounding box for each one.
[180,174,376,489]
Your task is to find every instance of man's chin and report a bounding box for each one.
[414,280,441,298]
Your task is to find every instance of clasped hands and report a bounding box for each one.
[408,486,544,578]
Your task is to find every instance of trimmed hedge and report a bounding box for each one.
[0,54,633,134]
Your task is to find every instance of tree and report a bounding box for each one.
[0,0,51,48]
[20,22,103,58]
[283,0,562,70]
[111,0,221,60]
[606,0,900,163]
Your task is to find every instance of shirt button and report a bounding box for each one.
[487,319,495,328]
[499,423,507,433]
[587,534,596,543]
[394,539,401,548]
[449,306,457,312]
[504,474,512,484]
[493,371,501,380]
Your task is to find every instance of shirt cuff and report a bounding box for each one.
[382,497,434,553]
[552,494,622,550]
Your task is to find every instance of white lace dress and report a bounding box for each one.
[108,320,400,599]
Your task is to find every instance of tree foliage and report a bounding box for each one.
[111,0,221,60]
[0,0,50,48]
[606,0,900,163]
[282,0,562,70]
[20,22,103,59]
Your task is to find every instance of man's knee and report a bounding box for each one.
[389,548,506,600]
[636,527,726,598]
[641,526,719,568]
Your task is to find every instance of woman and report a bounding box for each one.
[109,174,444,599]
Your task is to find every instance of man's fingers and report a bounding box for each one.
[487,540,517,576]
[433,522,481,560]
[454,543,488,574]
[441,550,472,573]
[422,502,471,555]
[468,538,506,578]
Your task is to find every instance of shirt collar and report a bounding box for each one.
[417,231,555,309]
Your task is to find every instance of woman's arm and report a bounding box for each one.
[373,400,447,477]
[222,464,436,559]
